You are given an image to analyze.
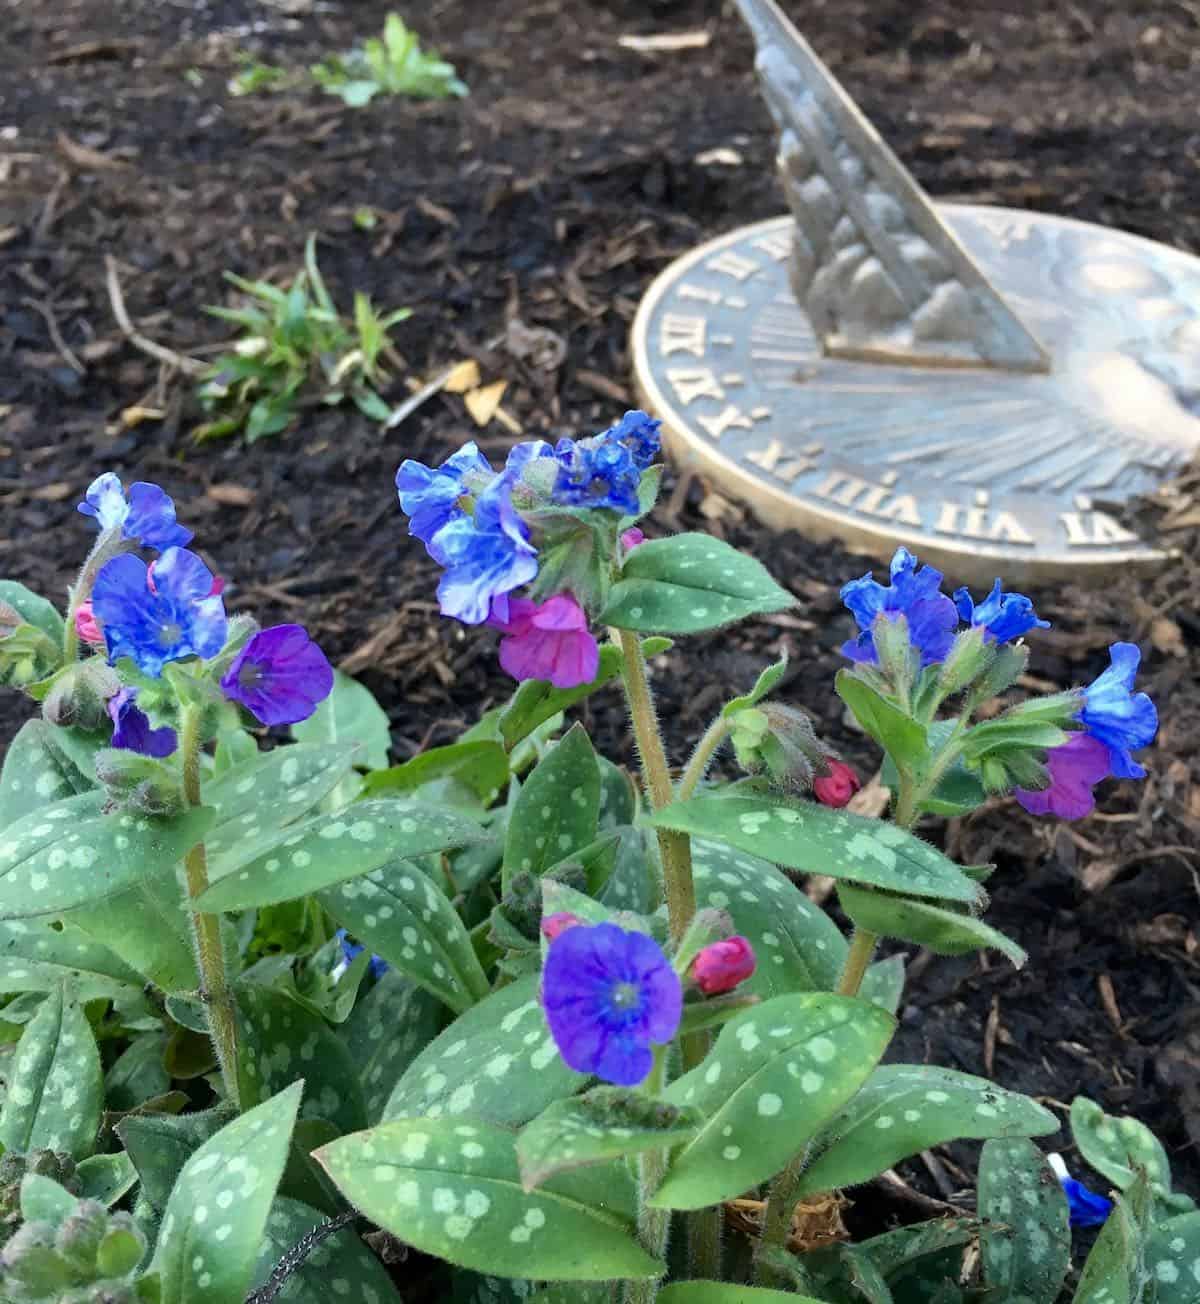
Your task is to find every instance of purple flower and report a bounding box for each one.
[395,443,493,547]
[1014,733,1111,821]
[107,687,177,758]
[488,593,599,689]
[92,548,227,678]
[78,473,192,551]
[954,579,1050,644]
[1079,642,1158,779]
[220,624,334,726]
[429,474,538,625]
[841,547,959,668]
[541,922,682,1087]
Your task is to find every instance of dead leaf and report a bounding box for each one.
[442,359,481,394]
[618,30,711,53]
[574,368,629,403]
[32,482,74,502]
[848,771,892,819]
[207,483,255,507]
[464,380,507,427]
[506,318,567,371]
[1080,859,1122,893]
[1150,615,1186,658]
[120,405,165,428]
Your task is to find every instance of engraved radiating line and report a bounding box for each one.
[951,416,1089,484]
[1005,426,1124,492]
[751,349,819,362]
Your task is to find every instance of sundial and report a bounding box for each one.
[631,0,1200,580]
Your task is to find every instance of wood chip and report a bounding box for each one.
[31,482,74,502]
[1097,973,1125,1035]
[56,132,132,171]
[442,359,481,394]
[414,195,458,227]
[207,483,255,507]
[1150,615,1187,657]
[120,405,165,428]
[464,379,508,427]
[575,368,630,403]
[618,30,711,53]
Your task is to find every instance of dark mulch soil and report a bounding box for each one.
[2,0,1199,1217]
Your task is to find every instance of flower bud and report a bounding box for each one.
[691,936,756,995]
[75,601,105,646]
[540,912,582,941]
[43,661,121,730]
[937,625,993,697]
[813,759,861,808]
[55,1199,108,1276]
[94,749,185,817]
[730,702,826,791]
[620,527,645,551]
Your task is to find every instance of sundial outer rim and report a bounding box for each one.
[631,207,1179,587]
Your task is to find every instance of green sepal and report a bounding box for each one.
[723,657,788,718]
[524,512,617,614]
[835,670,927,774]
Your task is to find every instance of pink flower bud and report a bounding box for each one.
[813,759,861,808]
[540,911,582,942]
[691,936,756,995]
[621,528,645,551]
[75,601,104,646]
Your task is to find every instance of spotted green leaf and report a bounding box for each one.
[105,1034,171,1113]
[152,1083,301,1304]
[212,727,259,776]
[658,1284,828,1304]
[1145,1211,1200,1303]
[291,669,391,769]
[196,799,485,912]
[979,1138,1070,1304]
[1070,1096,1174,1199]
[0,580,65,644]
[384,975,586,1128]
[0,918,144,1001]
[502,725,600,895]
[690,838,847,995]
[596,826,659,914]
[0,721,89,831]
[648,796,981,903]
[76,1152,140,1207]
[115,1108,232,1214]
[1072,1169,1152,1304]
[203,742,359,841]
[600,534,795,634]
[316,1117,660,1282]
[0,980,102,1160]
[651,993,894,1211]
[837,883,1027,968]
[318,859,490,1013]
[342,971,443,1123]
[250,1196,402,1302]
[517,1087,703,1191]
[796,1065,1059,1197]
[235,985,367,1135]
[860,954,906,1015]
[0,798,214,920]
[362,740,510,804]
[20,1172,78,1225]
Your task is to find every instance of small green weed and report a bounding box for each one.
[195,235,410,443]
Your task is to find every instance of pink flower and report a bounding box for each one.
[621,527,645,551]
[1015,733,1111,821]
[813,759,861,808]
[74,601,104,646]
[540,911,582,941]
[691,936,756,995]
[488,594,599,689]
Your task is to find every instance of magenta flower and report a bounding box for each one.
[620,527,645,552]
[691,936,756,995]
[220,624,334,726]
[541,922,682,1086]
[488,594,599,689]
[1014,733,1112,821]
[540,912,582,942]
[75,601,104,646]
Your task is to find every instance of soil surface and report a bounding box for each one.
[2,0,1199,1219]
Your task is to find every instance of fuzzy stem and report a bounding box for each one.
[625,1051,669,1304]
[179,703,240,1106]
[678,715,731,802]
[836,927,879,998]
[616,629,695,943]
[62,529,126,662]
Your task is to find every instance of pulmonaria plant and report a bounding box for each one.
[0,425,1180,1304]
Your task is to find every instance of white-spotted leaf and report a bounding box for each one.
[319,859,490,1013]
[341,971,443,1123]
[658,1284,828,1304]
[0,721,89,831]
[1072,1170,1152,1304]
[1070,1096,1174,1198]
[384,975,586,1128]
[649,795,981,903]
[0,918,144,1002]
[1145,1211,1200,1304]
[796,1065,1059,1196]
[291,669,391,769]
[152,1082,301,1304]
[196,799,485,911]
[0,980,102,1160]
[76,1152,140,1207]
[690,839,846,995]
[978,1138,1070,1304]
[651,993,895,1211]
[316,1117,660,1282]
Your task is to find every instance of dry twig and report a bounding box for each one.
[104,255,208,377]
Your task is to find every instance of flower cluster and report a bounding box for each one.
[396,411,661,689]
[841,548,1157,819]
[77,473,333,758]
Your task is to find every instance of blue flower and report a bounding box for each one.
[334,929,389,980]
[78,473,193,551]
[107,687,177,758]
[1062,1177,1114,1228]
[92,547,228,678]
[429,474,538,625]
[840,547,959,668]
[396,443,493,547]
[954,579,1050,644]
[541,921,682,1087]
[1078,642,1158,780]
[602,410,662,470]
[552,436,642,515]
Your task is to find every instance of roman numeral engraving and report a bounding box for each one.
[1059,511,1140,547]
[659,313,708,358]
[677,283,723,305]
[706,250,760,281]
[753,231,792,262]
[934,502,1034,544]
[665,367,726,406]
[746,438,818,483]
[698,405,755,440]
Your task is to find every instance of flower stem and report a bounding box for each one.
[625,1052,669,1304]
[836,927,879,998]
[62,530,125,662]
[678,715,731,801]
[179,703,240,1107]
[616,629,695,944]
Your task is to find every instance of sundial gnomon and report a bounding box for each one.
[632,0,1200,579]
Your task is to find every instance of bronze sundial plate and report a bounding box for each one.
[632,207,1200,582]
